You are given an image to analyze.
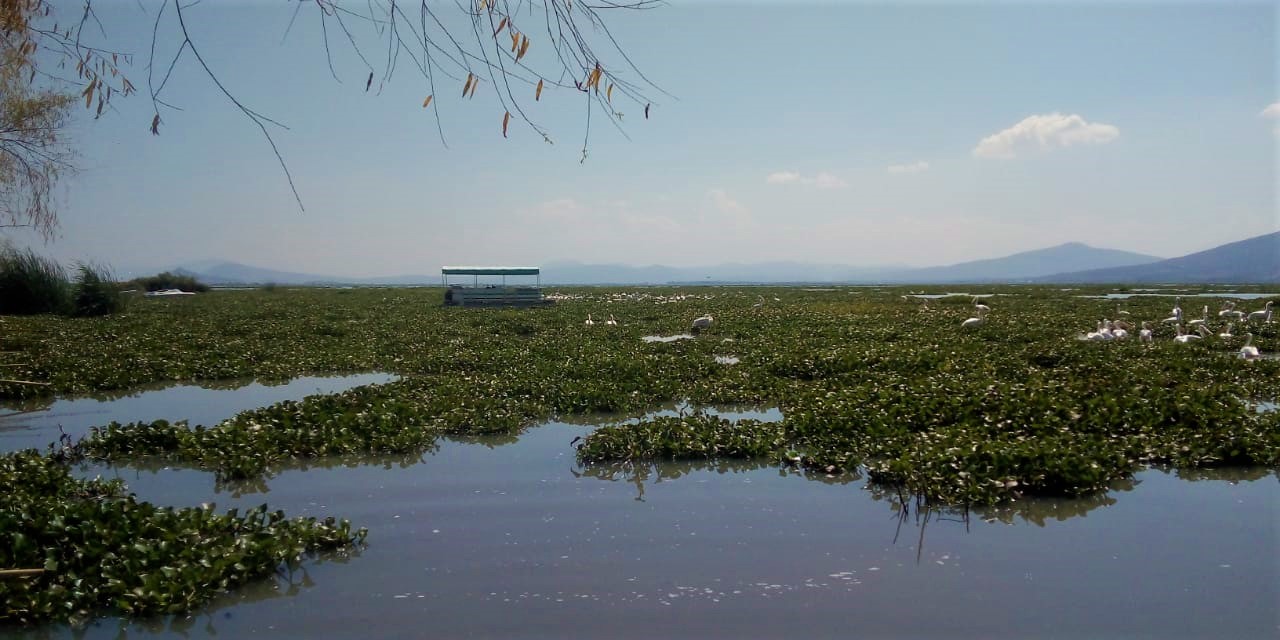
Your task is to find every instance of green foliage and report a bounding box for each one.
[70,262,126,317]
[0,246,68,315]
[130,271,210,293]
[2,286,1277,508]
[0,451,365,626]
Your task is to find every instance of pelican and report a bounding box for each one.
[1116,303,1131,316]
[692,314,714,331]
[1196,324,1212,339]
[1139,321,1153,343]
[1246,301,1273,323]
[585,314,595,327]
[1187,305,1210,326]
[973,297,991,313]
[1086,320,1112,341]
[961,307,987,329]
[1239,333,1261,360]
[1173,324,1201,343]
[1219,301,1245,319]
[1110,320,1129,340]
[754,295,765,308]
[1218,323,1234,339]
[1161,300,1183,324]
[606,314,618,326]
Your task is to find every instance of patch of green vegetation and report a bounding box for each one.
[0,451,364,625]
[1,286,1277,520]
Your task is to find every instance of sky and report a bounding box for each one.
[6,0,1278,277]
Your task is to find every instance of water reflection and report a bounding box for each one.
[12,558,355,640]
[641,334,695,343]
[1080,292,1278,300]
[28,421,1279,639]
[0,373,398,453]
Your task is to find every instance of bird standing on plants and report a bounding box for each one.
[961,307,987,329]
[1247,301,1273,323]
[606,314,618,326]
[692,314,714,332]
[1239,334,1260,360]
[585,314,595,327]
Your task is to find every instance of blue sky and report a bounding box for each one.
[8,0,1278,277]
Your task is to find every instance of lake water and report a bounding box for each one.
[1081,293,1278,300]
[4,382,1277,639]
[0,373,397,453]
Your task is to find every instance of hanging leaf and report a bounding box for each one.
[493,16,507,37]
[422,95,433,108]
[517,36,530,62]
[644,103,650,119]
[606,83,613,103]
[150,113,161,135]
[82,79,95,109]
[365,71,373,92]
[462,73,474,97]
[535,79,544,101]
[469,76,480,98]
[502,111,511,138]
[510,31,520,53]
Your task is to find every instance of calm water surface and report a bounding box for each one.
[5,386,1277,639]
[0,373,397,452]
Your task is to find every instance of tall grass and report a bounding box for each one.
[71,262,126,317]
[0,247,69,315]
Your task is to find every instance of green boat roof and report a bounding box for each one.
[441,266,540,276]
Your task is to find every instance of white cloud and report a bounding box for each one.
[708,188,747,214]
[764,170,847,188]
[887,161,929,174]
[973,113,1119,159]
[1260,102,1280,119]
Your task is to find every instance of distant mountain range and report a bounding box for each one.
[1033,231,1280,284]
[165,232,1279,286]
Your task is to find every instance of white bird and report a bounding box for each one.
[961,307,987,329]
[606,314,618,326]
[1111,321,1129,340]
[584,314,595,327]
[1187,305,1210,326]
[1173,324,1201,343]
[1239,333,1261,360]
[1196,324,1212,340]
[1218,323,1234,339]
[1219,301,1245,319]
[1161,300,1183,324]
[973,297,991,313]
[1246,301,1273,323]
[754,295,765,308]
[1085,320,1114,341]
[692,314,714,331]
[1116,303,1131,316]
[1139,321,1153,343]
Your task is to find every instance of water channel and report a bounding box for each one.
[4,378,1276,638]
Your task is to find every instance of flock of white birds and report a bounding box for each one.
[580,293,1270,360]
[1071,297,1271,360]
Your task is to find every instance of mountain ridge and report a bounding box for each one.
[160,235,1275,285]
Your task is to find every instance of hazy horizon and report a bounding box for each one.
[4,1,1277,278]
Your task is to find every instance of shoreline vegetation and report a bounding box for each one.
[2,285,1278,625]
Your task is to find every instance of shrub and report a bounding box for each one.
[0,247,69,315]
[131,271,210,293]
[70,262,126,317]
